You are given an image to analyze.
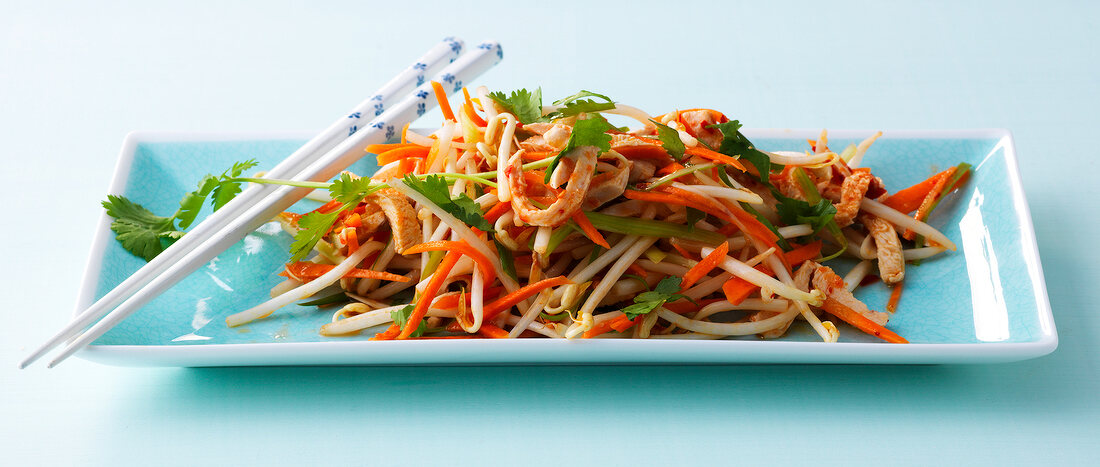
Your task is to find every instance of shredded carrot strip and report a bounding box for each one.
[370,324,402,341]
[402,240,497,286]
[311,200,342,215]
[657,162,685,176]
[572,211,611,249]
[681,241,729,291]
[401,123,410,144]
[399,250,462,339]
[820,297,908,343]
[626,263,648,279]
[684,146,747,172]
[656,186,736,223]
[431,81,455,122]
[376,145,430,165]
[721,277,757,305]
[279,262,409,282]
[482,276,571,320]
[366,143,421,154]
[881,169,953,214]
[670,242,696,261]
[344,228,359,255]
[521,150,556,161]
[783,241,822,267]
[623,189,734,224]
[462,88,488,127]
[483,202,512,223]
[583,315,637,338]
[344,213,362,228]
[476,322,510,338]
[904,167,957,240]
[886,282,904,313]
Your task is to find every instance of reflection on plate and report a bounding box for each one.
[75,129,1056,366]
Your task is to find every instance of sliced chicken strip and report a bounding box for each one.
[859,213,905,284]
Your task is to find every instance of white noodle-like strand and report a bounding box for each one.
[227,241,384,327]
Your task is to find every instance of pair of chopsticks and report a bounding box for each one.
[21,37,504,368]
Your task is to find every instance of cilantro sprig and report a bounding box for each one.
[488,88,617,124]
[650,119,686,162]
[288,173,384,262]
[543,117,615,183]
[402,174,491,231]
[102,159,259,261]
[620,277,689,320]
[488,88,543,124]
[709,120,782,185]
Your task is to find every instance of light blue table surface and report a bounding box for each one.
[3,1,1097,465]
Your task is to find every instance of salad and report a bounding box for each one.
[103,83,969,342]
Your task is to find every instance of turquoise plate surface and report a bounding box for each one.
[75,129,1056,366]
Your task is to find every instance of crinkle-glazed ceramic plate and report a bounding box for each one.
[73,129,1056,366]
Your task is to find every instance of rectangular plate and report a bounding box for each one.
[74,129,1056,366]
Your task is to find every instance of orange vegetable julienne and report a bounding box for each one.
[721,277,757,305]
[376,145,430,165]
[881,168,953,214]
[572,211,611,249]
[783,241,823,268]
[657,162,685,176]
[583,314,637,338]
[904,166,958,240]
[280,262,410,282]
[432,287,505,310]
[681,241,729,291]
[365,143,421,154]
[344,227,359,255]
[626,263,648,279]
[431,81,456,122]
[623,189,734,225]
[886,282,904,313]
[820,297,908,343]
[476,322,510,338]
[369,324,402,341]
[462,88,488,127]
[684,146,747,172]
[402,240,497,287]
[482,276,572,321]
[483,202,512,223]
[398,250,462,339]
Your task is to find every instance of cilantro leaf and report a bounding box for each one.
[329,173,380,204]
[543,117,615,183]
[620,277,686,320]
[775,197,837,234]
[288,210,341,262]
[403,174,492,231]
[390,305,426,338]
[488,88,543,124]
[175,175,219,229]
[210,159,259,211]
[650,119,685,161]
[102,195,179,261]
[286,174,383,262]
[739,202,792,251]
[544,99,616,121]
[552,90,614,106]
[709,120,782,184]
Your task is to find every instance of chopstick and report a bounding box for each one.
[39,40,504,368]
[20,37,466,370]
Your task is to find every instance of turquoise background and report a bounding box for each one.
[3,0,1096,465]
